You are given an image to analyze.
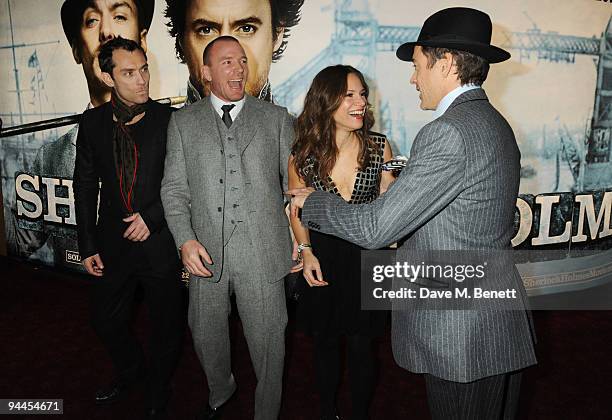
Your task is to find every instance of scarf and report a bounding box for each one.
[111,89,148,214]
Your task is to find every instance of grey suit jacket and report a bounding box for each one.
[161,95,294,283]
[302,89,537,382]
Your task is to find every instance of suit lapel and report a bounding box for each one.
[102,102,115,166]
[132,102,155,208]
[197,97,223,151]
[233,95,262,154]
[101,102,120,188]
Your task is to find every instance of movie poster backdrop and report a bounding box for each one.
[1,0,612,297]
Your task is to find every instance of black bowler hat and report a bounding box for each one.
[396,7,510,63]
[61,0,155,46]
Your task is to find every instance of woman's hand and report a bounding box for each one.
[301,250,328,287]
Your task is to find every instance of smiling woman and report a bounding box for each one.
[287,64,395,420]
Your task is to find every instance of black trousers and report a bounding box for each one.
[313,334,376,420]
[424,370,523,420]
[89,244,183,409]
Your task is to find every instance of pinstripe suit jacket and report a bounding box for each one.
[301,88,537,382]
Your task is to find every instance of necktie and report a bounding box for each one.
[221,104,235,128]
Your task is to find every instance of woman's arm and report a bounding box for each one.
[288,155,328,286]
[379,138,396,194]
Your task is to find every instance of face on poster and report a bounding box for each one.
[1,0,608,187]
[1,0,611,272]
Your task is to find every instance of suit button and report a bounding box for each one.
[218,207,222,212]
[219,179,223,184]
[220,150,224,155]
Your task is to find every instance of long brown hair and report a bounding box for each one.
[292,65,376,187]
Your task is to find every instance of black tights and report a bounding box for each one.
[313,333,375,420]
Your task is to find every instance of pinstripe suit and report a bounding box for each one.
[301,89,536,416]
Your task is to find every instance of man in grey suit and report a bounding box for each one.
[288,8,537,419]
[161,36,294,420]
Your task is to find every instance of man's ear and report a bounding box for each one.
[101,71,115,89]
[201,64,212,84]
[139,28,148,53]
[272,28,285,55]
[440,53,453,78]
[71,42,82,64]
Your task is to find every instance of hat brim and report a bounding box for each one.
[396,39,510,64]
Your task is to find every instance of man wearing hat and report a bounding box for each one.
[10,0,154,270]
[288,7,537,418]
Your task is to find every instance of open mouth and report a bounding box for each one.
[228,78,243,90]
[349,109,366,118]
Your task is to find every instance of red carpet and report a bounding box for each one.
[1,256,611,419]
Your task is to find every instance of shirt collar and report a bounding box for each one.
[209,91,246,120]
[433,84,480,119]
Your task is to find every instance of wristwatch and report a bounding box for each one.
[296,243,312,262]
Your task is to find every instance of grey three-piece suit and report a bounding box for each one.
[301,89,537,416]
[161,94,294,419]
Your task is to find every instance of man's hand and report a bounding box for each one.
[285,187,315,219]
[83,253,104,277]
[123,212,150,242]
[181,239,213,277]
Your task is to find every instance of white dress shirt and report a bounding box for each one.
[432,83,480,119]
[210,91,246,122]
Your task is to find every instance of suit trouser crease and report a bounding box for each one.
[424,370,522,420]
[188,225,287,420]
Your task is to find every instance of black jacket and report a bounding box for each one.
[73,100,178,269]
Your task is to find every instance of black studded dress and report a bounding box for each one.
[297,133,388,337]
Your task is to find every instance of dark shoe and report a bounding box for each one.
[198,403,223,420]
[95,375,144,405]
[196,391,236,420]
[146,407,169,420]
[95,380,127,405]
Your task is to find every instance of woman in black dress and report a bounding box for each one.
[288,65,395,420]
